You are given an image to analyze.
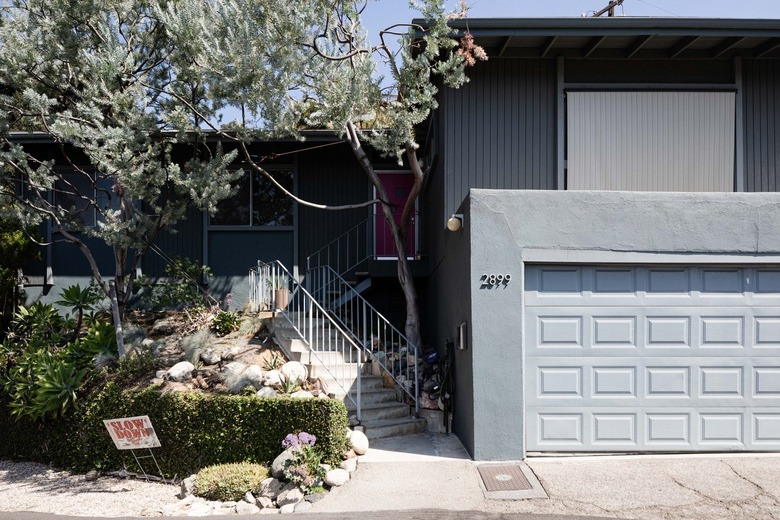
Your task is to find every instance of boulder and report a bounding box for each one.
[271,449,296,479]
[222,361,247,378]
[279,503,296,514]
[256,496,275,509]
[167,361,195,382]
[178,474,197,499]
[289,390,314,399]
[243,491,256,504]
[258,477,284,499]
[235,501,260,515]
[280,361,307,383]
[263,370,283,387]
[151,317,177,336]
[276,486,303,507]
[256,386,278,398]
[349,430,369,455]
[199,349,221,365]
[304,492,327,504]
[324,468,350,487]
[340,457,357,473]
[221,346,242,361]
[186,498,213,516]
[295,501,313,513]
[243,364,264,388]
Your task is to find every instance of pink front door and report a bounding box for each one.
[376,173,415,258]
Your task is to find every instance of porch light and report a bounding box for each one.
[447,214,463,232]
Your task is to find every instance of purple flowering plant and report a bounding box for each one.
[281,431,324,492]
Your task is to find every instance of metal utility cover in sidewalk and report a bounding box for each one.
[478,464,531,491]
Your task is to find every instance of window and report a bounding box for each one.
[210,169,293,227]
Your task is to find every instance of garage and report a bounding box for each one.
[525,264,780,452]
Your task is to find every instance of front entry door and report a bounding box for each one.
[376,173,415,258]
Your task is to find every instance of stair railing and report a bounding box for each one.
[249,260,364,420]
[306,217,374,279]
[307,265,419,415]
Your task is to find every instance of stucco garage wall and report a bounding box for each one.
[467,189,780,460]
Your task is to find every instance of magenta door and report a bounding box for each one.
[376,173,415,258]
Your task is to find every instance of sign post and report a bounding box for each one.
[103,415,164,481]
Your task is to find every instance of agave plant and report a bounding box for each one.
[56,284,102,340]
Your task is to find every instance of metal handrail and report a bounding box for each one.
[307,265,419,415]
[306,217,373,277]
[249,260,364,419]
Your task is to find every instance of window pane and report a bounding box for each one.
[211,173,250,225]
[252,170,293,226]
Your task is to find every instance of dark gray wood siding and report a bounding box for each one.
[297,142,373,269]
[441,58,557,213]
[143,204,203,276]
[743,59,780,192]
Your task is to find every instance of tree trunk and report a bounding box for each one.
[345,123,423,349]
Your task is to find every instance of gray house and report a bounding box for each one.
[427,17,780,459]
[17,17,780,460]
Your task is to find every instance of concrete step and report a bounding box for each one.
[362,417,427,440]
[314,373,383,391]
[340,387,398,405]
[346,401,411,421]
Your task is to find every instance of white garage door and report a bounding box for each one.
[525,265,780,452]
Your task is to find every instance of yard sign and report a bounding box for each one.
[103,415,161,450]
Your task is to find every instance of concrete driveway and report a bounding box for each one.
[313,434,780,519]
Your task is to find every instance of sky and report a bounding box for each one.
[361,0,780,32]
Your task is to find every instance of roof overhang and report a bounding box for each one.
[416,17,780,60]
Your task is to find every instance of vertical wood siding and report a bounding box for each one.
[442,59,557,212]
[567,91,735,192]
[297,143,373,269]
[743,59,780,192]
[143,203,203,276]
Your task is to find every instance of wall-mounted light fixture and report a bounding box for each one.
[447,213,464,232]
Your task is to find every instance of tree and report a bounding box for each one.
[0,0,241,320]
[0,0,485,350]
[156,0,485,348]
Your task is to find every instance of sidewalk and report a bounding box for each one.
[311,433,780,519]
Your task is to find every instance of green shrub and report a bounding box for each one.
[0,383,349,478]
[209,310,240,337]
[135,257,213,311]
[194,462,268,501]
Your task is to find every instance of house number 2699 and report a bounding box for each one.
[481,274,511,286]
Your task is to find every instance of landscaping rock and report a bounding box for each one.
[151,317,177,336]
[258,508,280,515]
[304,492,327,504]
[257,386,277,398]
[222,361,247,378]
[243,491,256,504]
[199,348,221,365]
[276,486,303,507]
[279,503,296,514]
[179,474,197,499]
[257,496,275,509]
[349,429,369,455]
[258,477,284,499]
[84,470,99,481]
[280,361,307,383]
[186,498,213,516]
[243,364,264,388]
[156,370,168,379]
[340,457,357,473]
[235,501,260,515]
[271,449,296,479]
[167,361,195,382]
[289,390,313,399]
[221,345,242,361]
[324,468,350,487]
[263,369,283,387]
[295,501,312,513]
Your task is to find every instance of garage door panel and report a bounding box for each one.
[526,264,780,452]
[528,408,780,451]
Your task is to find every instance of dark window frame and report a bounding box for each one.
[208,167,295,230]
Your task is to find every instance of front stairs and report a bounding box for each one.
[269,315,426,440]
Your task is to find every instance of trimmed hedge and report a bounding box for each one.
[0,383,349,478]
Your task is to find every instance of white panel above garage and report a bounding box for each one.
[567,91,736,192]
